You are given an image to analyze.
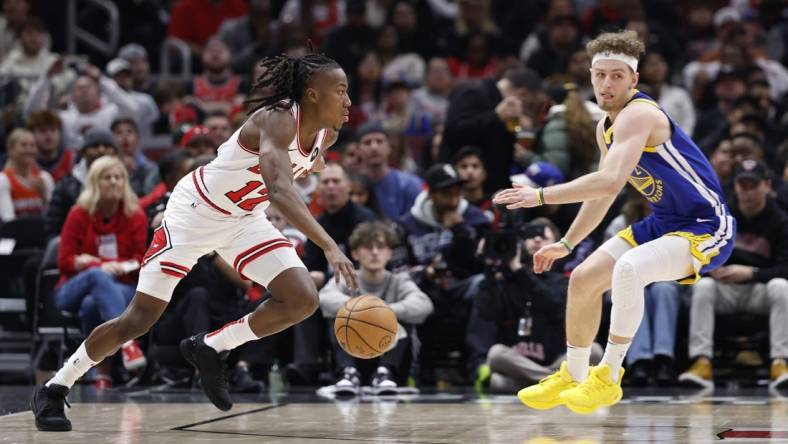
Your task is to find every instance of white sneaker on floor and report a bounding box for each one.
[334,366,361,396]
[371,366,398,396]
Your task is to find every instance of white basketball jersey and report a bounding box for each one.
[187,103,328,216]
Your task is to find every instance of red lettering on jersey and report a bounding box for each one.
[247,165,261,174]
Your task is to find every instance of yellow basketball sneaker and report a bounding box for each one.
[517,361,578,410]
[560,364,624,414]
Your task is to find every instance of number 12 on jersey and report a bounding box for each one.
[225,180,269,211]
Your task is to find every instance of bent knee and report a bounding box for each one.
[767,278,788,301]
[287,287,319,321]
[487,344,509,365]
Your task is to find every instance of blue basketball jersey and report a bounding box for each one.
[603,90,736,283]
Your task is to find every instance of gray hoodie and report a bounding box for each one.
[319,270,433,325]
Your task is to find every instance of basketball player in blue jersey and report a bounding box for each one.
[494,30,735,414]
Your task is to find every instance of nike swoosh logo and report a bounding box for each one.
[696,218,713,223]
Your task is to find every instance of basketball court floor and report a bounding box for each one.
[2,385,788,443]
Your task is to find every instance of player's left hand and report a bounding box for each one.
[325,246,359,291]
[493,183,539,209]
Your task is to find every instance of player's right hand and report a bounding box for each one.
[532,242,571,274]
[325,247,359,291]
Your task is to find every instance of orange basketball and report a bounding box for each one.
[334,295,398,359]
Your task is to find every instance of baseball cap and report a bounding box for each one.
[510,162,565,188]
[118,43,148,61]
[733,159,769,183]
[179,125,212,147]
[81,127,117,150]
[425,163,464,190]
[713,6,741,28]
[355,121,386,140]
[106,58,131,76]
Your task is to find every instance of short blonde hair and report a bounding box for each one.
[76,156,139,216]
[6,128,34,150]
[586,30,645,61]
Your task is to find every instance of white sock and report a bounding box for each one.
[600,339,631,381]
[46,342,98,388]
[204,314,258,353]
[566,343,591,382]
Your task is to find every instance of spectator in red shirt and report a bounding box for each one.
[190,39,243,116]
[55,155,148,387]
[166,0,247,56]
[27,110,75,183]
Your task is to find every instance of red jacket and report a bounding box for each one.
[58,205,148,285]
[166,0,247,47]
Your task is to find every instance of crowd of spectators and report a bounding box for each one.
[1,0,787,392]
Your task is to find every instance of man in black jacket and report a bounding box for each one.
[680,160,788,390]
[44,128,117,238]
[467,217,601,392]
[440,67,543,193]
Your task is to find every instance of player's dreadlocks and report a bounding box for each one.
[246,52,341,114]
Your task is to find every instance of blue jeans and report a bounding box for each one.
[55,268,136,334]
[626,281,680,364]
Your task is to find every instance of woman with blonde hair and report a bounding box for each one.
[55,156,148,388]
[0,128,53,221]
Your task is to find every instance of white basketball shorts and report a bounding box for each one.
[137,179,305,302]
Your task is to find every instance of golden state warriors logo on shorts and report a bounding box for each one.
[628,165,663,203]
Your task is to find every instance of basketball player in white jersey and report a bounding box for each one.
[33,53,358,431]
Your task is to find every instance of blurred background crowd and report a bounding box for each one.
[0,0,787,395]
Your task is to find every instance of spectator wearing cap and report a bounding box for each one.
[218,0,279,73]
[111,117,159,196]
[394,163,489,369]
[166,0,247,55]
[24,58,139,149]
[117,43,155,96]
[27,109,74,182]
[395,163,489,278]
[680,160,788,390]
[510,161,583,242]
[0,128,53,222]
[356,121,423,220]
[106,58,159,148]
[180,125,216,157]
[44,128,117,238]
[440,67,543,194]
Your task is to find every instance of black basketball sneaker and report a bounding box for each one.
[31,384,72,431]
[180,333,233,411]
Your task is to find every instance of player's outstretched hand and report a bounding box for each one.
[492,183,538,209]
[532,242,571,274]
[325,247,359,291]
